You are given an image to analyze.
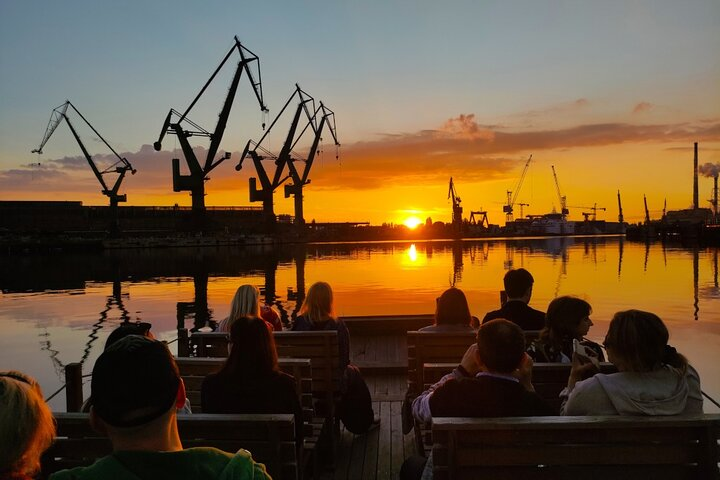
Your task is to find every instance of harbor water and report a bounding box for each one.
[1,236,718,412]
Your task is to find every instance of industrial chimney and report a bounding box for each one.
[693,142,699,210]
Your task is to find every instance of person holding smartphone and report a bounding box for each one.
[527,296,604,363]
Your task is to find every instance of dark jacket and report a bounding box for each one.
[292,315,351,369]
[201,370,303,444]
[482,300,546,330]
[429,374,555,418]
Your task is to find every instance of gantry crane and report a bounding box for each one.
[551,164,569,217]
[448,177,463,232]
[504,154,532,223]
[284,101,339,227]
[236,84,324,225]
[469,210,489,228]
[154,36,267,216]
[32,100,136,232]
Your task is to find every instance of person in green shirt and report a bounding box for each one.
[49,335,271,480]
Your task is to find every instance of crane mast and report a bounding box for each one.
[551,164,569,217]
[153,37,267,217]
[448,177,463,233]
[32,100,136,232]
[617,190,624,223]
[284,101,339,227]
[236,84,321,225]
[503,154,532,223]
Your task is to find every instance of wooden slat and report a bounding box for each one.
[431,415,720,480]
[44,413,298,480]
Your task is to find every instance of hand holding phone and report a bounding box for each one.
[573,339,600,368]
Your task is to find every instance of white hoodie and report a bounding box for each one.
[561,365,703,416]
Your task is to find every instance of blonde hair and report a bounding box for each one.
[299,281,336,325]
[0,371,56,477]
[225,285,261,330]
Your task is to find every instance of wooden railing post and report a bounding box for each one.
[177,328,189,357]
[65,363,83,412]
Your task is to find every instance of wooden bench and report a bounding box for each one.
[431,414,720,480]
[422,362,618,412]
[406,330,541,397]
[42,412,298,480]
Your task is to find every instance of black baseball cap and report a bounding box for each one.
[91,335,180,428]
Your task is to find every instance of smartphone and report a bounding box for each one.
[573,339,600,368]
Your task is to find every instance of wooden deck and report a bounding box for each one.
[322,373,415,480]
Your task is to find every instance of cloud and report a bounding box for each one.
[2,116,719,198]
[632,102,654,114]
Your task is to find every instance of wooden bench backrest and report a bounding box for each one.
[406,331,478,396]
[423,362,618,411]
[407,330,541,395]
[273,331,341,419]
[43,412,298,480]
[432,415,720,480]
[175,356,314,419]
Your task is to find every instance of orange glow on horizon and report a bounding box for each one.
[403,216,423,229]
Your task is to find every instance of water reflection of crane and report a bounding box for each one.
[176,272,213,333]
[451,241,463,286]
[39,278,132,381]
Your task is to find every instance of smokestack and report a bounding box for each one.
[693,142,699,210]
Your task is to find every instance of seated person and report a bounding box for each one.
[418,287,478,332]
[50,335,271,479]
[412,318,554,422]
[482,268,545,330]
[403,319,554,480]
[0,371,55,480]
[527,296,604,363]
[561,309,703,416]
[83,321,191,415]
[292,281,378,434]
[201,316,303,446]
[218,284,282,333]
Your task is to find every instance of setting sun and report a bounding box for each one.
[404,216,423,229]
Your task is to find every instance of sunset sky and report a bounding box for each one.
[1,1,719,226]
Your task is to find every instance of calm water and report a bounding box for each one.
[1,236,718,412]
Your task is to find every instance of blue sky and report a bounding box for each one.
[1,1,719,224]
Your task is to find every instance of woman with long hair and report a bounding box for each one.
[0,371,56,480]
[561,309,703,415]
[292,281,378,434]
[218,284,282,332]
[419,287,477,332]
[527,296,604,363]
[201,316,302,442]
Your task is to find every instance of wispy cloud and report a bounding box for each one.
[2,115,719,197]
[632,101,654,114]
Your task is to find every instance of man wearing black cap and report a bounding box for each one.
[49,335,270,479]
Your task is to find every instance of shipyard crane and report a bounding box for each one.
[569,203,606,221]
[644,194,651,224]
[236,85,321,225]
[551,164,569,217]
[469,210,489,228]
[448,177,463,232]
[284,101,339,227]
[503,154,532,223]
[32,100,136,232]
[617,190,624,223]
[153,36,267,216]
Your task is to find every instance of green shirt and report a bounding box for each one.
[48,447,270,480]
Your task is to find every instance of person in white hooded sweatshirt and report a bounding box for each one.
[561,309,703,416]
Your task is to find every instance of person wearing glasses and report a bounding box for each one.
[0,371,55,480]
[561,310,703,416]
